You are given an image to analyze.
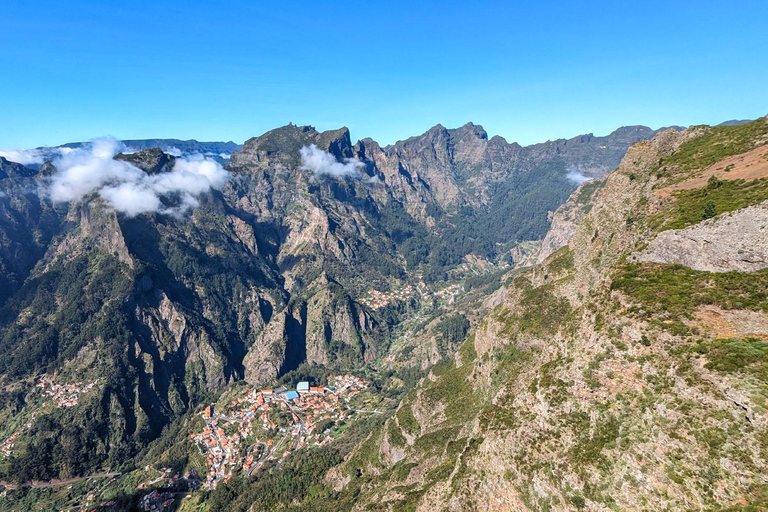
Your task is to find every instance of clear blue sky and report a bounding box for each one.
[1,0,766,149]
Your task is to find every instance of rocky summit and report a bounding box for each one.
[1,117,768,511]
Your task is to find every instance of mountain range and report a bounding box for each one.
[2,117,767,511]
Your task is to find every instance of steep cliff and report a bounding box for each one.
[332,117,768,511]
[0,121,671,484]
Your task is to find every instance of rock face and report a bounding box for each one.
[0,120,668,483]
[115,148,175,174]
[0,157,36,179]
[45,201,135,268]
[536,178,605,263]
[333,118,768,512]
[229,124,355,172]
[636,200,768,272]
[358,122,669,215]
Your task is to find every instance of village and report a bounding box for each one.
[36,373,97,408]
[359,282,462,310]
[359,284,418,310]
[0,374,97,457]
[191,374,370,489]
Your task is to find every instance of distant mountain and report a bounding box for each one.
[35,138,241,162]
[0,157,36,179]
[717,118,753,126]
[353,123,677,276]
[0,120,670,486]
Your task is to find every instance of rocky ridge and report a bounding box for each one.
[330,117,768,511]
[0,120,686,486]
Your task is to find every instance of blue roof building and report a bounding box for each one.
[285,391,299,400]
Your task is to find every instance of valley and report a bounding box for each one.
[1,117,767,511]
[2,2,766,509]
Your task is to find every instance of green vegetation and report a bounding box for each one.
[529,359,572,406]
[574,179,604,207]
[0,252,133,378]
[434,313,470,353]
[659,117,768,177]
[395,400,420,436]
[545,246,575,274]
[651,177,768,231]
[420,357,479,425]
[702,198,717,220]
[568,413,620,469]
[692,338,768,381]
[202,447,345,512]
[612,263,768,331]
[457,334,477,364]
[497,279,572,338]
[387,419,407,447]
[463,267,507,292]
[366,159,581,282]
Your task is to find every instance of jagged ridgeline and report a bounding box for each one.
[0,123,668,486]
[325,117,768,511]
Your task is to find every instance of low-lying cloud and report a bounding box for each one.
[565,166,593,185]
[48,138,230,217]
[300,144,363,177]
[0,148,46,166]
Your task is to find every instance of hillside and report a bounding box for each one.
[0,120,685,506]
[318,116,768,511]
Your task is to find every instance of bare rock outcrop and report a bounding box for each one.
[636,200,768,272]
[536,178,604,263]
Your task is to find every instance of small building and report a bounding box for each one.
[274,386,288,395]
[297,381,310,393]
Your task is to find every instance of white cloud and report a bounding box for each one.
[202,152,231,160]
[99,182,162,216]
[47,138,230,217]
[0,148,46,166]
[171,155,230,189]
[565,166,593,185]
[299,144,363,177]
[49,139,142,202]
[164,146,183,157]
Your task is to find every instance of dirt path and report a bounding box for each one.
[655,145,768,197]
[0,472,120,490]
[693,305,768,340]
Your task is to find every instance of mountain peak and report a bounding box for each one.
[452,122,488,140]
[114,148,175,175]
[230,125,353,170]
[0,157,36,179]
[426,123,449,135]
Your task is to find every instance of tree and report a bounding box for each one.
[702,199,717,220]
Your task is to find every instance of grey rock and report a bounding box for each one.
[636,200,768,272]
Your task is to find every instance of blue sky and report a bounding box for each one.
[1,0,766,149]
